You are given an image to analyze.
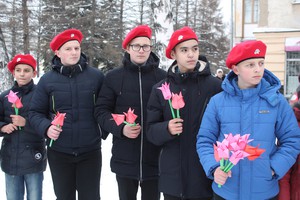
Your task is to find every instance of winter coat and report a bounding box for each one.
[28,53,105,155]
[197,69,300,200]
[94,52,166,180]
[0,80,46,175]
[146,56,222,199]
[278,103,300,200]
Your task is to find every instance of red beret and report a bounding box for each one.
[166,26,198,59]
[50,29,83,51]
[226,40,267,69]
[122,25,152,49]
[7,54,37,73]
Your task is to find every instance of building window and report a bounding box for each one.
[244,0,259,23]
[286,51,300,96]
[292,0,300,3]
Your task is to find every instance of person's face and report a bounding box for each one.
[170,39,199,73]
[55,40,81,66]
[232,58,265,89]
[126,37,152,65]
[13,64,36,87]
[217,71,223,78]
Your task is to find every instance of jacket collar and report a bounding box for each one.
[51,53,88,77]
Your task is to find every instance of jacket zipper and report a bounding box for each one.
[138,66,144,181]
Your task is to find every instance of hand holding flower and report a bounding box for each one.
[168,118,183,135]
[214,166,232,186]
[214,133,265,188]
[123,124,141,139]
[10,115,26,127]
[49,112,66,147]
[47,124,62,141]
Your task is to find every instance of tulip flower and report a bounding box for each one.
[214,133,265,188]
[112,107,138,127]
[158,82,186,119]
[49,112,66,147]
[244,145,265,160]
[111,114,125,126]
[124,108,138,124]
[171,92,185,118]
[6,90,23,130]
[158,82,172,100]
[158,82,175,118]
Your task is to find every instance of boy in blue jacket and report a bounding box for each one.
[196,40,300,200]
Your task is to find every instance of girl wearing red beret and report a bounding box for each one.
[146,26,222,200]
[197,40,300,200]
[28,29,105,200]
[0,54,46,200]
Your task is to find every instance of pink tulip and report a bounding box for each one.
[49,112,66,147]
[51,112,66,127]
[157,82,172,100]
[6,90,19,104]
[216,141,230,159]
[124,108,138,124]
[14,98,23,109]
[171,92,185,110]
[229,150,250,165]
[111,114,125,126]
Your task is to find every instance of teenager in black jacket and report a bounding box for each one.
[146,26,222,200]
[94,25,166,200]
[0,54,46,200]
[28,29,105,200]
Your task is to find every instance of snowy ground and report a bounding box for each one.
[0,135,150,200]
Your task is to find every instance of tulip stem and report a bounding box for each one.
[168,100,175,118]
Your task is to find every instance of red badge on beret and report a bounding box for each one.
[226,40,267,69]
[7,54,37,73]
[50,29,83,51]
[166,26,198,59]
[122,25,152,49]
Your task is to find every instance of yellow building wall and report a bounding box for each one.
[254,31,300,85]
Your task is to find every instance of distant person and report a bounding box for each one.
[146,26,222,200]
[29,29,105,200]
[216,68,225,80]
[197,40,300,200]
[94,25,166,200]
[278,74,300,200]
[0,54,46,200]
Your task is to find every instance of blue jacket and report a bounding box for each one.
[197,69,300,200]
[29,53,105,155]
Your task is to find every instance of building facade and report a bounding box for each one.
[232,0,300,96]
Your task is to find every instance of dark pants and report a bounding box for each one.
[116,175,159,200]
[164,194,211,200]
[213,192,278,200]
[47,148,102,200]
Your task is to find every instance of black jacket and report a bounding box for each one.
[146,56,222,198]
[28,53,105,155]
[0,80,46,175]
[94,52,166,180]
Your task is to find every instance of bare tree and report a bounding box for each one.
[22,0,29,53]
